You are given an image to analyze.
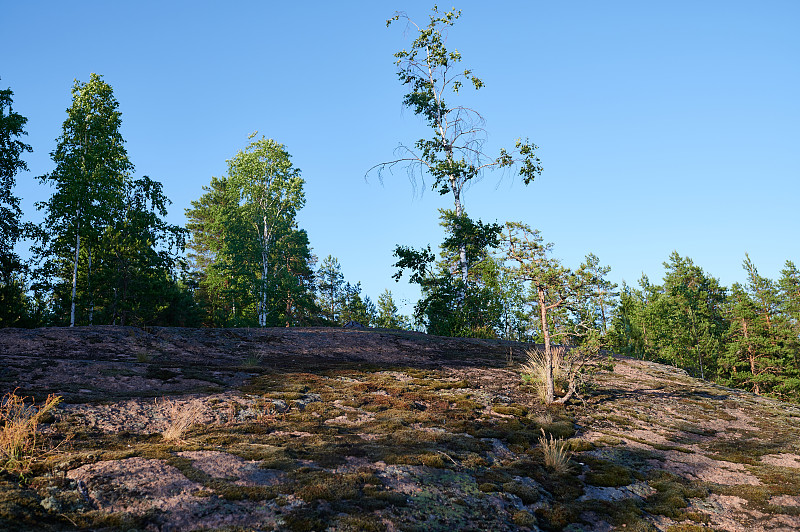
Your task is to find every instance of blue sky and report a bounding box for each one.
[4,1,799,316]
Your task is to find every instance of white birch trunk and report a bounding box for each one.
[258,212,272,327]
[87,246,93,325]
[70,218,81,327]
[452,184,469,284]
[259,244,268,327]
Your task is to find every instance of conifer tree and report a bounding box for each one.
[376,289,408,330]
[0,83,33,326]
[316,255,345,324]
[720,256,797,397]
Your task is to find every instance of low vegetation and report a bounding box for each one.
[0,390,61,475]
[160,398,204,443]
[1,326,798,531]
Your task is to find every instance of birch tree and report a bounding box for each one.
[220,136,304,326]
[371,6,543,283]
[35,74,131,326]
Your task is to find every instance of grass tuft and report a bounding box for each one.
[521,347,567,402]
[0,390,62,474]
[539,427,572,474]
[160,398,203,443]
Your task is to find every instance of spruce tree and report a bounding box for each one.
[0,83,33,326]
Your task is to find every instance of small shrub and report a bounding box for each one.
[161,398,203,443]
[0,390,62,474]
[539,428,572,474]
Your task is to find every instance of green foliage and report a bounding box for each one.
[186,140,316,328]
[500,222,614,403]
[717,256,800,399]
[90,176,195,326]
[32,74,189,327]
[0,83,34,327]
[375,289,409,330]
[611,253,800,402]
[314,256,380,327]
[375,7,542,284]
[340,282,376,326]
[316,255,345,324]
[393,210,504,337]
[610,253,726,380]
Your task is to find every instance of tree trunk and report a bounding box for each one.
[260,249,268,327]
[743,318,760,395]
[449,166,469,285]
[87,246,93,326]
[538,284,554,403]
[70,218,81,327]
[259,214,270,327]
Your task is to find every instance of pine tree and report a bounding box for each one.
[376,289,408,330]
[316,255,345,324]
[720,256,797,398]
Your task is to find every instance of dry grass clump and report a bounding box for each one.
[0,390,61,474]
[521,346,567,402]
[160,398,204,443]
[539,427,572,474]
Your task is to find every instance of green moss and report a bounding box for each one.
[335,513,388,532]
[594,435,623,447]
[215,484,279,501]
[502,481,540,504]
[584,458,633,487]
[748,463,800,496]
[566,438,594,452]
[283,508,330,532]
[492,405,528,417]
[536,503,580,531]
[644,471,707,520]
[539,420,576,439]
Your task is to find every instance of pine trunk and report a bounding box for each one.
[538,284,555,403]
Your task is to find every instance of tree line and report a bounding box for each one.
[1,6,797,403]
[0,74,407,330]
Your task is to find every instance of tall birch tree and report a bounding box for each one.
[35,74,131,326]
[227,136,304,327]
[371,6,543,283]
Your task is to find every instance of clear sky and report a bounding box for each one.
[4,1,799,316]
